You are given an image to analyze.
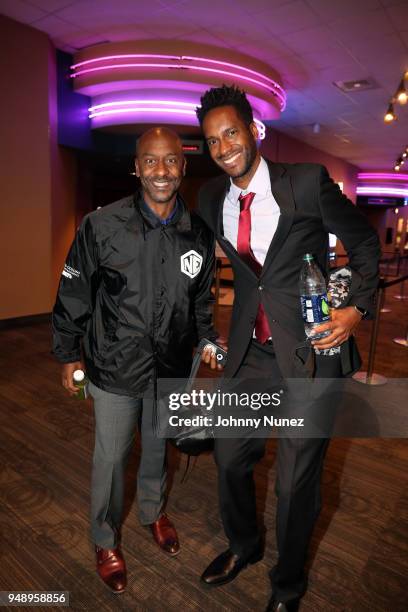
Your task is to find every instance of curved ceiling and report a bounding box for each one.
[2,0,407,169]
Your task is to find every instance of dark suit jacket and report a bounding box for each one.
[198,160,381,379]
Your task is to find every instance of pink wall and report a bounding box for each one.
[261,127,359,202]
[260,127,360,257]
[0,15,53,319]
[0,15,77,319]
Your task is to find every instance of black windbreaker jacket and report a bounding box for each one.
[52,192,216,396]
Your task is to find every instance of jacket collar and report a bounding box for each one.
[261,159,296,275]
[125,190,192,235]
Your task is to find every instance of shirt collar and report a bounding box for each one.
[228,157,271,206]
[140,197,180,228]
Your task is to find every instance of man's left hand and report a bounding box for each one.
[310,306,362,350]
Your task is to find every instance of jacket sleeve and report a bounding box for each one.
[317,165,381,316]
[52,215,99,363]
[197,182,217,232]
[197,187,209,226]
[194,231,218,342]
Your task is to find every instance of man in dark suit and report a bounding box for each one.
[196,85,380,611]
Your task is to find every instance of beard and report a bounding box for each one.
[220,140,258,179]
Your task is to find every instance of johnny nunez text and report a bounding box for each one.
[168,415,305,429]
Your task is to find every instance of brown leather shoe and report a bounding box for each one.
[149,513,180,556]
[95,545,127,593]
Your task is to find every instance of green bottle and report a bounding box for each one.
[73,369,88,400]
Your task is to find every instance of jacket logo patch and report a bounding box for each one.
[62,264,80,279]
[180,250,203,279]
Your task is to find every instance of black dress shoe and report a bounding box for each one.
[265,595,300,612]
[201,548,263,586]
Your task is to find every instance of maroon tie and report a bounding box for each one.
[237,192,271,344]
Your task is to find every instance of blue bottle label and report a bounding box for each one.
[300,293,330,324]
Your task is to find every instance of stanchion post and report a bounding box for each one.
[394,279,408,300]
[366,285,383,382]
[353,280,387,385]
[380,283,391,312]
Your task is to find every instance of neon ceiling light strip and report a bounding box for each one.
[89,100,197,110]
[89,107,196,118]
[356,187,408,197]
[71,53,284,93]
[88,101,266,139]
[358,173,408,180]
[74,63,283,102]
[71,54,179,68]
[184,55,285,94]
[71,59,286,109]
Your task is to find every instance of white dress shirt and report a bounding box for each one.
[223,157,280,265]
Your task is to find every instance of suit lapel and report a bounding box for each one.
[208,161,296,278]
[214,178,259,278]
[261,161,296,276]
[215,183,228,237]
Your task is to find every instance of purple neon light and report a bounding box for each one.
[71,54,178,68]
[89,100,196,111]
[71,52,284,93]
[358,173,408,181]
[184,56,285,93]
[71,55,286,109]
[88,100,266,138]
[356,186,408,197]
[89,107,196,118]
[74,63,285,108]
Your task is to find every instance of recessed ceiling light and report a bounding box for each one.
[333,78,379,93]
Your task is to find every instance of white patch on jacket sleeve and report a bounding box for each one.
[62,264,80,279]
[180,250,203,279]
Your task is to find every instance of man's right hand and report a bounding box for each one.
[201,337,228,371]
[61,361,85,395]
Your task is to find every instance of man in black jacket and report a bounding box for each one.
[52,127,216,593]
[196,86,380,611]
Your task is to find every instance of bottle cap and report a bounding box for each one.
[303,253,314,261]
[73,369,85,382]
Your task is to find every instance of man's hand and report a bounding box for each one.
[61,361,85,395]
[310,306,362,350]
[201,337,228,370]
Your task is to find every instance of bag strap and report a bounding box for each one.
[185,342,206,392]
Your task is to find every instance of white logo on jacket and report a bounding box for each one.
[180,250,203,279]
[62,264,80,279]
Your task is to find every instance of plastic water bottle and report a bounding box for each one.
[73,369,88,399]
[299,254,331,339]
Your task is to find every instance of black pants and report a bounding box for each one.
[214,340,342,602]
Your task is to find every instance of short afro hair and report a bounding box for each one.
[196,85,254,127]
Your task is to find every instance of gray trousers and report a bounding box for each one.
[88,381,166,548]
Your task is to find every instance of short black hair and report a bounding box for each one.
[196,85,254,127]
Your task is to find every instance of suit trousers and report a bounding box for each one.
[88,381,166,548]
[214,340,342,602]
